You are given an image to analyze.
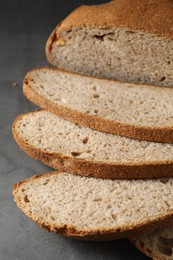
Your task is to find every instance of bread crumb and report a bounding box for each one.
[12,82,18,87]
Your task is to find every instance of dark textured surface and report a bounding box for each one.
[0,1,148,259]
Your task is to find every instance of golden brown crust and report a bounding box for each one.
[12,110,173,180]
[46,0,173,57]
[23,67,173,144]
[13,171,173,241]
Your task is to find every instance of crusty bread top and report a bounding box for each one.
[57,0,173,40]
[13,171,173,239]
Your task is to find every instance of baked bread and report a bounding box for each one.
[13,171,173,241]
[12,110,173,179]
[46,0,173,87]
[132,223,173,259]
[23,67,173,143]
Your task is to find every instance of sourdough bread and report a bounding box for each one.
[12,110,173,179]
[23,67,173,143]
[13,171,173,240]
[132,223,173,259]
[46,0,173,87]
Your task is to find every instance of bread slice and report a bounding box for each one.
[13,171,173,240]
[23,67,173,143]
[132,223,173,259]
[12,110,173,179]
[46,0,173,87]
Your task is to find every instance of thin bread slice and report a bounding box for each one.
[132,223,173,259]
[23,67,173,143]
[46,0,173,87]
[13,171,173,240]
[12,110,173,179]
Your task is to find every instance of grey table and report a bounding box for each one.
[0,1,149,259]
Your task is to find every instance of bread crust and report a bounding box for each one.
[23,67,173,144]
[46,0,173,59]
[12,111,173,179]
[13,171,173,241]
[131,238,155,259]
[131,238,167,260]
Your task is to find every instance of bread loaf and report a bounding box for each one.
[46,0,173,87]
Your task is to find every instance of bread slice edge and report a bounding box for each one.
[13,171,173,241]
[23,67,173,143]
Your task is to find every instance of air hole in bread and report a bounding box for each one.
[92,86,97,91]
[93,197,102,202]
[94,109,98,114]
[93,94,99,98]
[126,30,135,34]
[24,195,30,203]
[111,213,117,220]
[39,85,44,90]
[71,152,82,157]
[160,76,166,82]
[94,35,104,41]
[43,179,50,186]
[160,178,169,184]
[107,37,114,41]
[50,216,56,221]
[30,79,35,83]
[82,137,89,144]
[74,123,82,128]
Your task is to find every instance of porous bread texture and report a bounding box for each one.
[13,171,173,240]
[12,110,173,179]
[23,67,173,143]
[46,0,173,87]
[133,223,173,259]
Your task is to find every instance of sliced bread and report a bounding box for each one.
[23,67,173,143]
[12,110,173,179]
[46,0,173,87]
[132,223,173,259]
[13,171,173,240]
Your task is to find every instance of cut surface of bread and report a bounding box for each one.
[46,0,173,87]
[132,223,173,259]
[23,67,173,143]
[12,110,173,179]
[13,171,173,240]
